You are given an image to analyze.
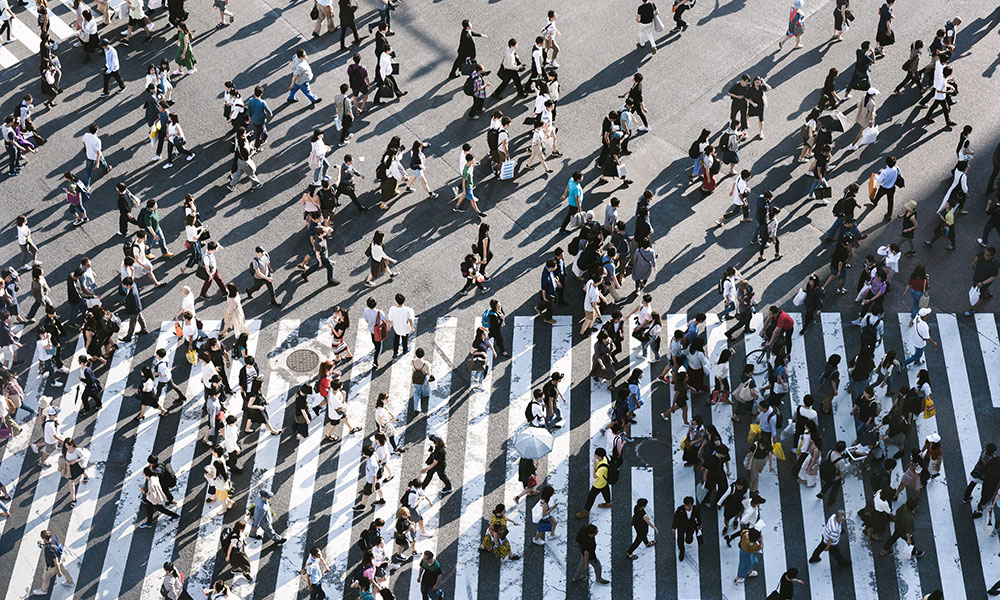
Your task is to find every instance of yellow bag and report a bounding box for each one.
[773,441,787,461]
[923,396,936,419]
[868,172,878,200]
[185,348,198,365]
[747,424,761,444]
[680,436,689,451]
[150,120,161,141]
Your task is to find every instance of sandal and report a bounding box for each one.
[349,427,362,434]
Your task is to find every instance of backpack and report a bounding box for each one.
[486,127,500,153]
[773,410,785,432]
[463,74,476,97]
[860,318,879,351]
[481,309,494,329]
[66,274,81,305]
[610,434,625,467]
[819,451,843,481]
[375,160,388,182]
[220,526,234,551]
[123,239,137,258]
[601,461,620,486]
[687,140,701,159]
[525,400,542,423]
[800,123,812,141]
[157,463,177,489]
[138,207,153,229]
[46,537,64,559]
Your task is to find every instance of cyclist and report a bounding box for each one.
[760,305,793,357]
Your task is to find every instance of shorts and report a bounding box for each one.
[584,311,596,321]
[42,441,57,455]
[351,82,369,96]
[363,481,379,495]
[128,16,145,28]
[324,411,343,426]
[465,187,474,200]
[213,0,226,10]
[537,516,553,533]
[411,169,423,179]
[829,264,842,278]
[216,488,230,502]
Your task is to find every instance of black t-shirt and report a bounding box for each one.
[631,508,648,531]
[974,252,999,285]
[831,244,849,270]
[542,381,558,403]
[637,2,656,24]
[728,82,749,107]
[576,531,597,554]
[628,82,644,105]
[420,559,442,581]
[855,49,873,76]
[429,447,446,468]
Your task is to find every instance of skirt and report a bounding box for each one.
[331,335,349,356]
[246,407,266,424]
[370,258,387,279]
[720,149,740,165]
[139,391,160,408]
[537,516,552,533]
[69,461,85,480]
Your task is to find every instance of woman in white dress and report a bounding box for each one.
[796,420,821,487]
[221,283,247,338]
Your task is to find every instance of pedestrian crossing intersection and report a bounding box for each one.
[0,0,124,70]
[0,311,999,600]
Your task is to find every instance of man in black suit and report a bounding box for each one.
[374,22,390,59]
[449,19,487,79]
[671,496,703,561]
[121,277,149,341]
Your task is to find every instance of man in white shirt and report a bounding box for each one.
[529,36,546,85]
[386,293,415,359]
[493,38,526,98]
[312,0,335,37]
[355,445,385,511]
[100,38,126,96]
[579,272,606,335]
[870,155,900,221]
[373,44,406,105]
[304,547,329,599]
[923,63,956,128]
[808,510,850,565]
[362,297,386,368]
[287,49,322,105]
[902,307,937,365]
[199,242,226,298]
[153,347,186,405]
[542,10,560,67]
[81,123,111,187]
[15,214,40,271]
[719,170,751,226]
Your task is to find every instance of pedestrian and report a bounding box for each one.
[449,19,486,79]
[198,241,226,298]
[137,464,180,527]
[571,524,610,584]
[574,447,612,519]
[558,171,584,233]
[30,530,74,595]
[287,49,321,106]
[963,442,997,503]
[304,546,330,600]
[227,128,263,191]
[99,38,127,96]
[758,207,781,261]
[115,182,140,237]
[831,0,850,41]
[337,154,368,212]
[625,497,658,560]
[494,38,527,99]
[419,435,453,494]
[338,0,359,49]
[780,0,805,49]
[467,64,489,120]
[172,22,197,76]
[922,64,956,127]
[385,293,414,359]
[246,86,271,149]
[808,510,851,565]
[334,86,354,146]
[213,0,232,27]
[923,199,956,250]
[347,53,370,112]
[417,551,443,600]
[847,87,878,151]
[374,43,405,104]
[482,299,506,356]
[364,231,399,287]
[965,246,999,316]
[454,152,487,217]
[874,0,895,57]
[204,462,234,511]
[671,496,702,561]
[409,348,431,414]
[635,0,658,55]
[312,0,334,37]
[772,568,806,599]
[733,527,761,583]
[246,246,280,306]
[535,259,559,324]
[478,503,520,560]
[159,563,189,600]
[81,123,110,187]
[893,40,924,95]
[120,278,149,341]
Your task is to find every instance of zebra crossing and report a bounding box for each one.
[0,311,998,600]
[0,0,126,70]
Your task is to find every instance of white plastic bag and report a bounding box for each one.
[530,501,543,523]
[901,542,914,560]
[970,285,981,306]
[792,288,806,306]
[859,125,879,145]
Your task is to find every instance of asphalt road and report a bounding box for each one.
[2,0,1000,598]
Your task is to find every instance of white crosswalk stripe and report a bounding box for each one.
[2,313,1000,600]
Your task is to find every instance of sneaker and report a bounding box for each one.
[979,238,988,247]
[162,162,173,169]
[31,590,46,596]
[550,61,559,68]
[913,550,925,557]
[186,153,196,162]
[532,537,545,546]
[439,488,454,495]
[226,184,236,191]
[138,522,153,529]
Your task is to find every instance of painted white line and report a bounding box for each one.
[936,314,999,593]
[587,329,612,600]
[22,2,75,41]
[326,318,375,598]
[453,344,493,600]
[407,317,457,600]
[666,314,700,600]
[0,326,45,479]
[3,337,85,600]
[631,466,657,597]
[11,16,41,53]
[52,336,136,600]
[541,315,571,598]
[497,317,532,598]
[973,314,1000,409]
[627,318,653,438]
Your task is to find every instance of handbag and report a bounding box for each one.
[0,426,12,440]
[195,266,210,281]
[372,312,388,343]
[747,423,761,444]
[734,380,754,403]
[772,441,787,461]
[174,321,183,338]
[499,159,515,181]
[309,3,319,20]
[653,14,665,32]
[923,396,936,419]
[792,288,806,306]
[919,290,930,309]
[391,61,400,75]
[617,164,629,178]
[868,172,878,200]
[460,58,474,76]
[530,501,543,523]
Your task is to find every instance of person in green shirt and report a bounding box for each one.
[923,199,955,250]
[454,152,487,217]
[140,199,173,257]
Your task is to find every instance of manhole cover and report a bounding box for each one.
[286,349,320,374]
[634,438,671,467]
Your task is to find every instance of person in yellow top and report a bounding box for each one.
[924,199,956,250]
[735,528,762,583]
[575,448,612,519]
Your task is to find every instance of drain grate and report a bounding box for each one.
[286,348,321,374]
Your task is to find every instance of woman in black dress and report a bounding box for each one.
[874,0,895,56]
[137,366,166,420]
[832,0,850,41]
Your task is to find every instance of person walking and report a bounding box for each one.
[902,307,937,366]
[121,277,149,341]
[338,0,360,50]
[455,152,487,217]
[965,246,999,316]
[869,156,901,221]
[808,510,852,566]
[337,154,368,212]
[779,0,805,50]
[373,43,405,105]
[417,551,444,600]
[467,63,489,120]
[733,527,762,583]
[100,38,126,96]
[137,465,180,527]
[312,0,334,38]
[199,241,226,298]
[81,123,110,187]
[419,435,453,494]
[334,86,354,146]
[493,38,527,99]
[30,530,74,595]
[879,495,923,557]
[364,230,399,287]
[635,0,658,56]
[625,497,658,560]
[227,128,263,191]
[449,19,487,79]
[574,447,612,519]
[304,546,330,600]
[246,86,272,150]
[246,246,280,306]
[287,49,321,106]
[671,495,702,561]
[173,22,197,76]
[571,524,610,584]
[386,293,414,359]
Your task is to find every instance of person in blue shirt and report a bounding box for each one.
[559,171,584,233]
[245,85,272,150]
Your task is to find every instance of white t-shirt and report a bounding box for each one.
[365,454,379,484]
[44,420,58,444]
[16,224,29,245]
[370,243,387,263]
[180,293,195,317]
[182,321,198,343]
[326,390,345,420]
[82,132,101,160]
[583,280,599,312]
[731,177,749,206]
[185,225,200,242]
[911,318,930,349]
[386,305,414,336]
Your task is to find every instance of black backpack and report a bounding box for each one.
[463,75,476,97]
[860,319,879,351]
[66,274,81,305]
[220,526,234,551]
[819,451,842,481]
[486,127,500,153]
[688,140,701,159]
[122,239,137,258]
[375,159,388,181]
[157,463,177,489]
[602,461,620,486]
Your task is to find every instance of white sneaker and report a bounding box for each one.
[638,126,650,132]
[550,61,560,68]
[162,162,173,169]
[32,589,45,596]
[151,155,160,162]
[979,238,988,247]
[532,537,546,546]
[186,153,196,162]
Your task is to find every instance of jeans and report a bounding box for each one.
[640,336,660,360]
[412,381,429,413]
[737,548,758,578]
[83,155,110,186]
[149,226,169,254]
[378,7,390,29]
[5,143,20,173]
[908,289,923,320]
[251,122,268,148]
[902,346,924,366]
[312,157,330,183]
[185,240,203,269]
[808,178,827,197]
[288,82,319,103]
[823,218,845,241]
[573,552,603,581]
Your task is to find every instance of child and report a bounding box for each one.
[711,348,732,405]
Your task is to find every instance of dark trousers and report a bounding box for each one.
[118,211,136,236]
[881,529,915,552]
[5,143,21,174]
[488,327,505,355]
[469,96,485,118]
[450,53,474,78]
[143,499,179,523]
[336,185,366,211]
[537,294,553,319]
[676,528,697,559]
[374,75,402,103]
[392,333,409,356]
[167,139,194,162]
[156,379,186,402]
[729,102,748,131]
[810,539,850,565]
[627,526,650,554]
[981,221,1000,244]
[339,20,359,48]
[818,477,842,502]
[726,310,752,338]
[633,103,649,127]
[246,277,279,303]
[872,185,895,218]
[926,98,952,123]
[560,205,579,231]
[421,464,452,490]
[227,450,241,473]
[185,241,202,269]
[303,255,334,283]
[103,69,126,94]
[339,115,353,144]
[0,20,10,42]
[309,584,326,600]
[988,160,1000,191]
[81,387,102,411]
[583,485,611,510]
[894,71,920,94]
[928,222,956,246]
[371,333,383,366]
[494,68,525,97]
[251,122,268,148]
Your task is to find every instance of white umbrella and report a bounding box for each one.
[513,428,554,459]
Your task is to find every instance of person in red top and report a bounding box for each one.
[762,305,793,357]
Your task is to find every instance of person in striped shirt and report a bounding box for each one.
[808,510,851,566]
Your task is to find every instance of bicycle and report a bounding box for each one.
[744,345,771,377]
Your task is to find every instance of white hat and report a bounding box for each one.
[792,0,804,8]
[918,307,932,318]
[927,433,942,443]
[867,87,880,96]
[45,406,59,417]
